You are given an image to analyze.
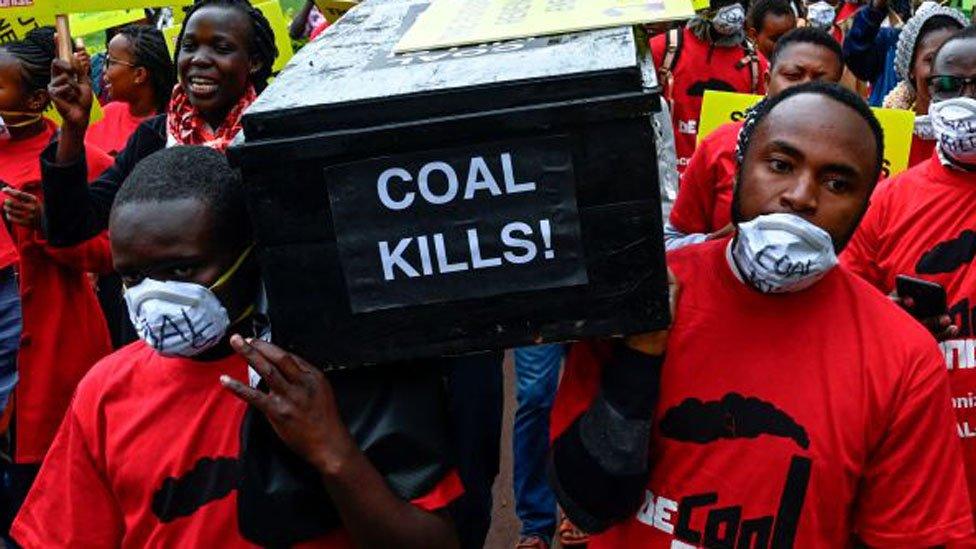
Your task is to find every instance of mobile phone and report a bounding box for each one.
[895,275,947,319]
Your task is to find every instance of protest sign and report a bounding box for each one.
[314,0,357,22]
[0,1,52,44]
[698,90,915,177]
[325,136,588,313]
[231,1,668,366]
[69,9,144,36]
[253,0,294,72]
[394,0,695,53]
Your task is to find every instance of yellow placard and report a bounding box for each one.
[0,0,53,43]
[45,96,104,126]
[698,90,916,177]
[314,0,357,23]
[1,0,190,19]
[394,0,696,54]
[692,0,709,9]
[253,0,294,72]
[698,90,762,143]
[871,107,914,178]
[162,21,178,54]
[69,9,144,36]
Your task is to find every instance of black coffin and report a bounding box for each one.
[228,0,670,369]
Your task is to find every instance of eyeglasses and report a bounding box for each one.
[927,75,976,97]
[105,55,138,69]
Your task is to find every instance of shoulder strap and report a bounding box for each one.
[735,39,761,94]
[658,28,683,103]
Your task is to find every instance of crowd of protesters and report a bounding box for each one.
[0,0,974,547]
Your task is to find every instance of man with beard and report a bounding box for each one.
[547,82,972,547]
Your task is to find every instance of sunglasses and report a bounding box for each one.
[105,55,138,69]
[927,75,976,96]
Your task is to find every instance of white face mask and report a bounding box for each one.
[931,96,976,167]
[124,246,254,357]
[730,213,838,293]
[712,3,746,35]
[806,1,836,29]
[914,114,936,140]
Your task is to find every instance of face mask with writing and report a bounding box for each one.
[805,1,836,29]
[124,245,255,357]
[0,112,42,141]
[730,213,838,293]
[931,96,976,168]
[712,3,746,36]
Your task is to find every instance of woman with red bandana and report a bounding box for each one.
[41,0,278,248]
[0,27,115,535]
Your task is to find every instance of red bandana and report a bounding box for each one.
[165,83,257,153]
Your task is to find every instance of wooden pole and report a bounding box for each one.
[55,14,72,63]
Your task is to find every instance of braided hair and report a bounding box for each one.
[116,25,176,113]
[0,26,56,100]
[174,0,278,93]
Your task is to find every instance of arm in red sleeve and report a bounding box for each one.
[11,405,125,548]
[853,342,974,546]
[840,187,889,292]
[670,131,719,236]
[31,230,114,274]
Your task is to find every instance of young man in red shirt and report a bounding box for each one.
[548,82,973,547]
[11,146,462,548]
[651,0,769,173]
[665,26,844,250]
[842,27,976,531]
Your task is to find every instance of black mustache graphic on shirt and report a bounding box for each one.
[916,229,976,275]
[660,392,810,450]
[152,457,241,523]
[686,78,737,97]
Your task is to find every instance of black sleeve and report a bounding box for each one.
[842,6,892,83]
[548,343,662,534]
[40,115,166,247]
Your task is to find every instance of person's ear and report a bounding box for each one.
[747,26,759,42]
[25,89,48,112]
[133,66,149,86]
[764,70,771,89]
[249,55,263,77]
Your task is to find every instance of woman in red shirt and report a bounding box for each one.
[86,25,174,156]
[0,27,114,530]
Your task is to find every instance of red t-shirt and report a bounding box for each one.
[553,238,973,547]
[650,28,768,172]
[668,120,742,235]
[85,101,152,156]
[0,118,114,463]
[0,119,112,270]
[12,342,463,548]
[843,155,976,527]
[909,135,937,169]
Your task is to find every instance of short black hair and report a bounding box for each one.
[174,0,278,93]
[933,25,976,69]
[113,146,252,247]
[748,0,794,33]
[116,24,176,113]
[736,81,884,180]
[0,26,56,96]
[769,26,843,68]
